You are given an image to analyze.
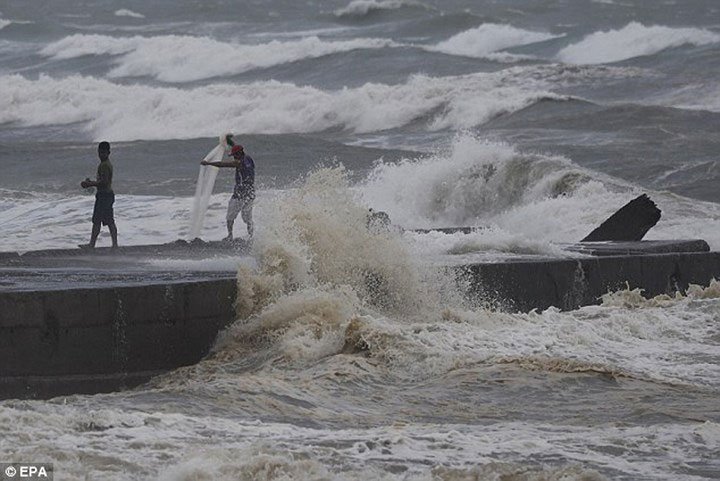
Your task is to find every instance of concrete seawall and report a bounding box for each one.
[0,278,236,399]
[2,244,719,399]
[460,252,720,312]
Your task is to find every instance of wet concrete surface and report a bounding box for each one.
[0,239,248,292]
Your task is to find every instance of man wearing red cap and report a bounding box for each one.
[201,144,255,240]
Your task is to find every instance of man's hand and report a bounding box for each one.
[80,178,92,188]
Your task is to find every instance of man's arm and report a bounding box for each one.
[201,161,241,167]
[81,177,102,189]
[81,164,110,189]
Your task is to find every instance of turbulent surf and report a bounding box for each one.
[1,0,719,479]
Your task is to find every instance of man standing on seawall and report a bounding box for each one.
[201,144,255,241]
[80,141,118,248]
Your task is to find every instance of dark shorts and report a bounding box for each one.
[92,191,115,226]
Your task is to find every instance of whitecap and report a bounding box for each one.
[557,22,720,64]
[426,23,560,60]
[0,69,566,141]
[334,0,428,17]
[40,33,396,82]
[114,9,145,19]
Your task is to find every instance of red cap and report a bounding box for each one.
[230,145,244,156]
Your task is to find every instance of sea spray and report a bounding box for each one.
[360,135,598,227]
[188,134,230,239]
[209,166,468,369]
[203,164,720,387]
[251,166,450,315]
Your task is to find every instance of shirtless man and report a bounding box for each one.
[80,141,118,248]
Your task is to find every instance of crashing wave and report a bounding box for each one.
[40,34,396,82]
[333,0,429,17]
[426,23,560,60]
[114,9,145,19]
[0,69,570,140]
[557,22,720,64]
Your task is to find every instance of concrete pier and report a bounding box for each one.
[1,239,718,399]
[0,278,236,399]
[461,251,720,312]
[0,243,243,399]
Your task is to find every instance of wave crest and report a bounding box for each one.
[41,33,395,82]
[361,135,593,227]
[557,22,720,64]
[114,9,145,19]
[334,0,428,17]
[0,70,564,140]
[427,23,559,60]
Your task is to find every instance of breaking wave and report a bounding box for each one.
[155,162,718,390]
[333,0,429,17]
[0,70,565,141]
[427,23,559,60]
[557,22,720,64]
[360,133,720,256]
[40,34,396,82]
[600,279,720,309]
[114,9,145,19]
[360,135,616,229]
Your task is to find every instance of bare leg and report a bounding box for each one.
[108,222,118,248]
[225,219,234,240]
[89,223,101,248]
[242,204,254,238]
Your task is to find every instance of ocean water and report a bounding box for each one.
[1,0,720,479]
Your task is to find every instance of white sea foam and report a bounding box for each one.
[0,71,563,141]
[360,135,614,230]
[557,22,720,64]
[0,192,232,251]
[200,164,720,387]
[40,33,396,82]
[427,23,559,60]
[114,9,145,19]
[360,134,720,259]
[334,0,428,17]
[653,83,720,113]
[8,397,704,481]
[0,18,10,30]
